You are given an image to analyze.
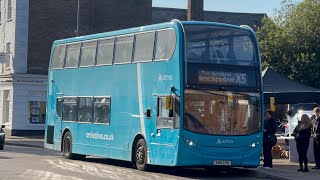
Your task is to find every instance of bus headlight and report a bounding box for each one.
[249,141,259,148]
[185,139,197,147]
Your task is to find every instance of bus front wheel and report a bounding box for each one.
[62,132,75,159]
[134,139,149,171]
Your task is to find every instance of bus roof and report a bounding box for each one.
[52,20,253,46]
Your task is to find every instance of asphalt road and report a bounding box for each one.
[0,145,271,180]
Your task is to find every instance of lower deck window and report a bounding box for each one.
[94,97,110,124]
[63,97,77,121]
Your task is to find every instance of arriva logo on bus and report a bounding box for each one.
[158,74,173,83]
[216,139,234,144]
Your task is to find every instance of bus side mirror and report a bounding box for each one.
[165,96,173,110]
[270,97,276,112]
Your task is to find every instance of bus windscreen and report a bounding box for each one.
[185,25,257,66]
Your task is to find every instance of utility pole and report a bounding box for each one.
[76,0,80,36]
[187,0,204,21]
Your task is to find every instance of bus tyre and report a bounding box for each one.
[62,132,75,159]
[135,139,148,171]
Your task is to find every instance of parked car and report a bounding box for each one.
[0,125,5,150]
[284,103,318,136]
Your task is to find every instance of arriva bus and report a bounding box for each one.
[44,20,264,170]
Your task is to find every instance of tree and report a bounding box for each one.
[257,0,320,88]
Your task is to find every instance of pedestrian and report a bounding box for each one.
[311,107,320,169]
[263,109,277,169]
[293,114,312,172]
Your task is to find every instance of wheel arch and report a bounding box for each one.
[131,133,146,163]
[61,128,71,151]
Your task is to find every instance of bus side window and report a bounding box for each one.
[62,97,77,122]
[93,97,111,125]
[56,98,63,118]
[156,96,174,129]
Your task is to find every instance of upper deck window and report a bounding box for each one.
[65,43,81,68]
[114,35,134,64]
[80,41,97,67]
[133,31,155,62]
[154,29,176,60]
[51,45,66,69]
[185,25,256,66]
[96,38,114,65]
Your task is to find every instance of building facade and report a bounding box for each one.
[0,0,264,135]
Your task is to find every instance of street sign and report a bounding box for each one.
[0,52,8,64]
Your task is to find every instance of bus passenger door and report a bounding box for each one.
[149,96,180,165]
[54,97,63,146]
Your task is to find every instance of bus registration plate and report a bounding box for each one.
[213,160,231,166]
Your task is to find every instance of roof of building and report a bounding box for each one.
[152,7,267,31]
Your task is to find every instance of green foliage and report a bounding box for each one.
[257,0,320,88]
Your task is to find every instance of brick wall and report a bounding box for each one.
[27,0,152,74]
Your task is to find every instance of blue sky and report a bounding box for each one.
[153,0,303,16]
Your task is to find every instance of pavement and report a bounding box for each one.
[3,135,320,180]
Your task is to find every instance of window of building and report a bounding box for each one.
[5,42,11,68]
[51,45,66,69]
[93,97,110,124]
[154,29,176,61]
[29,101,46,124]
[114,35,134,64]
[133,31,155,62]
[65,43,80,68]
[0,0,2,23]
[62,97,77,121]
[80,40,97,67]
[7,0,12,20]
[96,38,114,65]
[78,97,93,123]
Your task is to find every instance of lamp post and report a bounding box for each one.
[76,0,80,36]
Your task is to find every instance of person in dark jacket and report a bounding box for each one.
[293,114,312,172]
[263,109,277,168]
[311,107,320,169]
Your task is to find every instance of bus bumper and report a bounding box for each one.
[176,137,261,168]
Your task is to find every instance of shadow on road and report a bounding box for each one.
[84,156,262,179]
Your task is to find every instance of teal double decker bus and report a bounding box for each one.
[44,20,263,170]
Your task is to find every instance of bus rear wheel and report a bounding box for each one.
[62,132,75,159]
[134,139,149,171]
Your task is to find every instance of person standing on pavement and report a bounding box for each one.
[263,109,277,168]
[311,107,320,169]
[293,114,312,172]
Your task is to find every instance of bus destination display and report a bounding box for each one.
[198,70,248,86]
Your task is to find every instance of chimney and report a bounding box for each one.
[187,0,204,21]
